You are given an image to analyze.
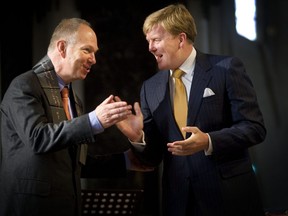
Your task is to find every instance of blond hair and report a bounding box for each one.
[143,4,197,43]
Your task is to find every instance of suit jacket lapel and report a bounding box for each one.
[69,84,87,165]
[187,52,212,127]
[69,84,83,118]
[155,71,170,104]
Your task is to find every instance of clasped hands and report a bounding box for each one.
[94,95,133,129]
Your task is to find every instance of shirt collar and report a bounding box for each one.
[56,74,70,91]
[170,47,197,77]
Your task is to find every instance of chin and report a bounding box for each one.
[81,73,88,80]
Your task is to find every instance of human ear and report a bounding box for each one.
[57,40,67,57]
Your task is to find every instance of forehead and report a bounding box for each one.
[146,24,172,40]
[77,25,96,40]
[75,25,98,50]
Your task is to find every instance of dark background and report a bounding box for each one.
[1,0,287,215]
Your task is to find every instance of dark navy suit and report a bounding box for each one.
[134,51,266,216]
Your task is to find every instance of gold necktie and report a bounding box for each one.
[61,86,71,120]
[173,69,188,138]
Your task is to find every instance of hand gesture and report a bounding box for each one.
[95,95,132,129]
[114,96,144,142]
[167,127,209,156]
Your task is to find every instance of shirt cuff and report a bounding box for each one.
[204,133,213,155]
[129,131,146,152]
[88,111,104,134]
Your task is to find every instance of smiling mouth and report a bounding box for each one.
[155,54,163,62]
[83,65,91,72]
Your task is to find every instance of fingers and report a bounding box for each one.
[115,97,142,116]
[167,126,209,156]
[107,104,132,116]
[101,95,114,105]
[101,105,132,122]
[114,95,121,102]
[134,102,142,117]
[96,95,143,129]
[182,126,199,133]
[114,97,143,119]
[102,97,132,112]
[96,97,133,128]
[102,95,128,108]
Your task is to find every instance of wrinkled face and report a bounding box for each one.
[61,24,98,83]
[146,24,182,71]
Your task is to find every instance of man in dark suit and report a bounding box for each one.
[0,18,132,216]
[116,4,266,216]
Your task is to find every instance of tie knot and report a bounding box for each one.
[172,69,184,79]
[61,86,69,98]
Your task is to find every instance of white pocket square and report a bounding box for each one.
[203,88,215,98]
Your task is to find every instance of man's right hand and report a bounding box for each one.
[114,96,144,142]
[95,95,132,129]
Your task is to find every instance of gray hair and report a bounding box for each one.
[48,18,91,52]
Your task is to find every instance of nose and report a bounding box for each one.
[148,41,156,53]
[89,53,96,65]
